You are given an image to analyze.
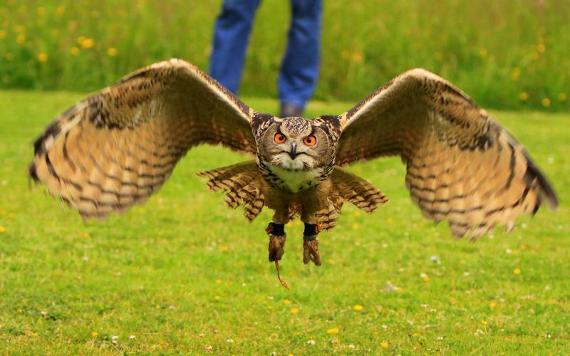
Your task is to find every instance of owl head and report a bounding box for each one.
[253,115,340,171]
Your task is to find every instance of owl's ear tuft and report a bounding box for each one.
[314,115,342,141]
[252,113,276,136]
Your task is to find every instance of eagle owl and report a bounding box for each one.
[30,59,558,268]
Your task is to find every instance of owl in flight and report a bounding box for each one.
[30,59,558,270]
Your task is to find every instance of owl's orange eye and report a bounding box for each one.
[274,132,287,144]
[303,135,317,146]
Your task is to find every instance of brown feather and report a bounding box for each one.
[30,59,256,218]
[330,168,388,213]
[336,68,557,238]
[198,161,266,221]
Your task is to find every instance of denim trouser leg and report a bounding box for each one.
[210,0,322,107]
[209,0,261,93]
[278,0,322,109]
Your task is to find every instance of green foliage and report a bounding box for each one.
[0,0,569,111]
[0,91,568,353]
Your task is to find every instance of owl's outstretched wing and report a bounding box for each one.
[336,69,558,238]
[30,59,257,218]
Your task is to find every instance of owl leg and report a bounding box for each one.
[266,222,286,262]
[299,193,326,266]
[303,223,322,266]
[266,208,291,289]
[266,207,290,262]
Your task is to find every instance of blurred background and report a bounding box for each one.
[1,0,569,111]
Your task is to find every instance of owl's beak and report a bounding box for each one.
[288,143,299,159]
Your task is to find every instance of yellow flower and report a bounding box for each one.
[282,299,291,305]
[326,327,339,335]
[16,33,26,44]
[0,30,5,39]
[107,47,118,57]
[83,38,95,48]
[215,279,222,284]
[70,47,79,56]
[91,331,98,337]
[519,92,529,102]
[510,67,520,81]
[290,307,299,315]
[420,272,430,282]
[77,36,95,49]
[351,51,363,64]
[541,98,551,108]
[513,267,521,275]
[0,226,6,233]
[557,93,567,102]
[352,304,363,312]
[37,52,48,63]
[380,340,389,349]
[218,244,228,252]
[489,300,497,309]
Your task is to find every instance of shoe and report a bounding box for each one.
[279,103,304,117]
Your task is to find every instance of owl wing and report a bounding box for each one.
[335,69,558,238]
[30,59,257,218]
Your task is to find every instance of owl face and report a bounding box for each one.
[257,117,336,171]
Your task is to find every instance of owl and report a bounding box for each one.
[30,59,558,270]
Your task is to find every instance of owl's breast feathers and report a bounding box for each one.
[260,160,327,193]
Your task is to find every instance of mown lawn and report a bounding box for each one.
[0,90,568,354]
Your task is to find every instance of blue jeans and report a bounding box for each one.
[209,0,322,109]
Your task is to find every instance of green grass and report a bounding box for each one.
[0,90,569,354]
[1,0,569,111]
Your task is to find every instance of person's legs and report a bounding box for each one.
[278,0,322,116]
[209,0,261,93]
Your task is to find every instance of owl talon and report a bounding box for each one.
[303,238,321,266]
[266,222,286,262]
[268,234,286,262]
[302,223,321,266]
